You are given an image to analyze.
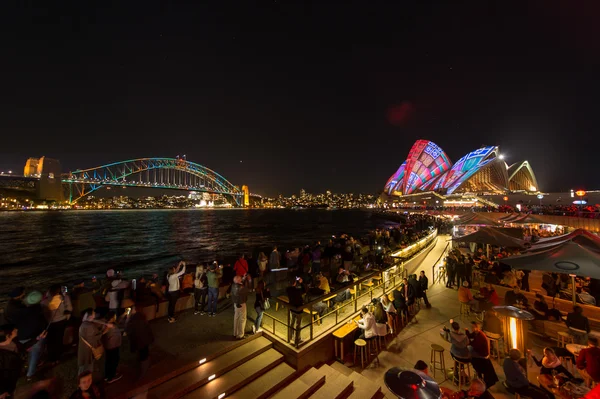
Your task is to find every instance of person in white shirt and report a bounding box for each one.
[355,306,376,340]
[167,261,186,323]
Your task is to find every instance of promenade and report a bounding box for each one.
[14,234,555,399]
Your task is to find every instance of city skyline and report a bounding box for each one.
[1,2,599,196]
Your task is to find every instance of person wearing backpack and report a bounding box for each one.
[194,265,209,315]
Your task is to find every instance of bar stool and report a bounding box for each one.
[452,357,472,391]
[430,344,447,379]
[353,339,367,368]
[366,336,380,365]
[460,302,471,318]
[485,331,504,361]
[377,325,390,350]
[558,331,575,348]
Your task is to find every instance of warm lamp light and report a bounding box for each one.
[529,186,537,192]
[576,190,586,197]
[493,306,534,355]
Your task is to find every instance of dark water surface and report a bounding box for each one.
[0,209,395,301]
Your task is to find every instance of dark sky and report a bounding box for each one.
[1,1,599,196]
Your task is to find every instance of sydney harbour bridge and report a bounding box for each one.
[1,156,253,206]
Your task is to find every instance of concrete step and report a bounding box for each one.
[148,336,273,399]
[328,362,354,377]
[182,348,284,399]
[307,364,353,399]
[227,362,296,399]
[346,371,381,399]
[268,368,326,399]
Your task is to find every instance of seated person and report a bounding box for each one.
[467,377,495,399]
[316,273,330,294]
[533,294,562,321]
[482,310,502,336]
[466,321,499,388]
[566,305,590,344]
[354,306,376,340]
[443,321,471,385]
[577,336,600,385]
[530,347,574,379]
[414,360,429,376]
[503,349,551,399]
[504,286,527,307]
[335,267,353,287]
[458,281,479,312]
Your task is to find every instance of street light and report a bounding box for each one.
[537,194,543,206]
[576,190,586,210]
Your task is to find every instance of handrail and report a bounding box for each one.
[432,241,450,284]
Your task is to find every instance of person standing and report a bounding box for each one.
[193,265,208,316]
[257,252,268,282]
[269,246,281,270]
[103,311,123,383]
[0,324,23,398]
[418,271,431,308]
[11,291,47,381]
[126,303,154,380]
[577,336,600,386]
[166,261,186,323]
[234,254,249,277]
[43,284,73,365]
[77,308,106,381]
[566,305,590,344]
[287,277,304,346]
[231,275,252,339]
[311,243,322,275]
[253,280,268,334]
[207,262,221,316]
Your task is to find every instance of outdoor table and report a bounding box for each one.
[275,295,289,311]
[538,375,590,399]
[566,343,586,357]
[332,315,361,361]
[360,281,374,292]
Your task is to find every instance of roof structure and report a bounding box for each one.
[383,139,539,196]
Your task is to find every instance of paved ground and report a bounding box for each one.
[347,235,567,399]
[14,235,582,398]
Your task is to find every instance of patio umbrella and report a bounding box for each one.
[384,369,441,399]
[453,227,526,248]
[527,229,600,252]
[500,241,600,304]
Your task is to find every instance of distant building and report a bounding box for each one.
[241,185,250,206]
[23,156,64,201]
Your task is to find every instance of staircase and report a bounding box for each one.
[135,334,382,399]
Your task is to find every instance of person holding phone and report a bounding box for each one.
[42,284,73,366]
[166,261,186,323]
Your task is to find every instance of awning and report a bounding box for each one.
[500,241,600,278]
[455,213,503,226]
[453,227,526,248]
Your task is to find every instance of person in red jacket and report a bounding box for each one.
[234,254,249,277]
[577,336,600,386]
[466,321,499,389]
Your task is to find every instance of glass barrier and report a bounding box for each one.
[262,229,438,347]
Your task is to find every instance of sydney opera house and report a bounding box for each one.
[383,140,539,198]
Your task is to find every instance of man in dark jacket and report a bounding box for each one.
[4,287,26,325]
[11,291,47,380]
[286,277,304,346]
[566,305,590,344]
[418,271,431,308]
[0,324,23,397]
[402,278,416,306]
[126,304,154,379]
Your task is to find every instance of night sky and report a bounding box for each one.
[1,2,599,196]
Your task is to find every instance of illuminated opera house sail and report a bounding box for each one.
[384,140,539,197]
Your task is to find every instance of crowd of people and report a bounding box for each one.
[0,217,438,399]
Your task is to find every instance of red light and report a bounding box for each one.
[411,384,418,390]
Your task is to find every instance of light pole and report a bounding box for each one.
[537,194,543,207]
[575,190,586,212]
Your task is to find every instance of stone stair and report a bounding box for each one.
[128,333,382,399]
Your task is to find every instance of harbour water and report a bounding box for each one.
[0,209,396,301]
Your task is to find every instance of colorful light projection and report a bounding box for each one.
[384,161,407,195]
[437,146,497,194]
[400,140,452,195]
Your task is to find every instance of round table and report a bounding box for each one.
[566,343,586,356]
[538,374,590,399]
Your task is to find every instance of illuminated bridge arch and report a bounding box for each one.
[62,158,242,204]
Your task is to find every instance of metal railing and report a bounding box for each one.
[432,241,450,284]
[262,229,438,347]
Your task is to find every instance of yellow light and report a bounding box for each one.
[529,186,537,192]
[509,317,518,349]
[199,358,206,364]
[218,394,226,399]
[208,374,216,381]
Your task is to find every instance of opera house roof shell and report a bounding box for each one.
[384,140,539,196]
